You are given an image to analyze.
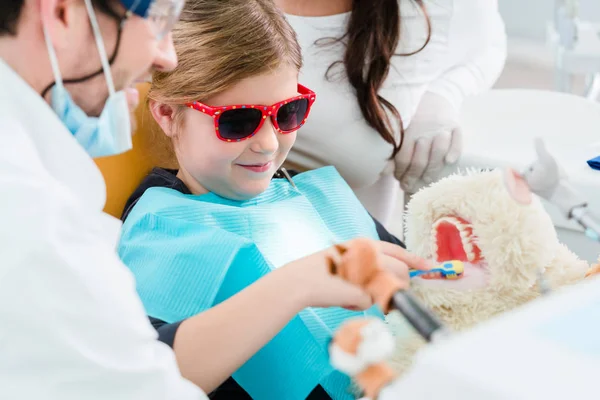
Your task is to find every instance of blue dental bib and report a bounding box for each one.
[119,167,381,400]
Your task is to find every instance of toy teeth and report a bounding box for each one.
[410,260,464,280]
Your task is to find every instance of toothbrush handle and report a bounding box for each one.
[325,239,447,338]
[409,269,424,278]
[392,290,446,342]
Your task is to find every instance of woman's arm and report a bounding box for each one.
[426,0,507,111]
[393,0,507,191]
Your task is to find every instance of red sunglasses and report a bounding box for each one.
[186,84,316,142]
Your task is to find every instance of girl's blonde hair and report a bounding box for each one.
[146,0,302,165]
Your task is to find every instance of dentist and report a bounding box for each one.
[0,0,209,398]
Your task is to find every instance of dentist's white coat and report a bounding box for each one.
[0,60,206,399]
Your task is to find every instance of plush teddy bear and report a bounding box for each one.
[387,168,594,374]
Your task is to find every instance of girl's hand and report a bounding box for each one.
[374,240,432,284]
[276,245,373,310]
[276,239,431,311]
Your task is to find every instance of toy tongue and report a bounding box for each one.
[436,220,469,262]
[433,216,482,264]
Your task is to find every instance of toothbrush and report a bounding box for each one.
[410,260,464,280]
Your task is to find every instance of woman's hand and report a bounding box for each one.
[276,239,431,311]
[394,92,463,193]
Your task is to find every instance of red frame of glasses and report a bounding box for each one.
[186,84,316,142]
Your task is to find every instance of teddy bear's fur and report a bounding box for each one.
[387,169,590,374]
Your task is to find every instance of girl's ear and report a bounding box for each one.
[149,99,178,138]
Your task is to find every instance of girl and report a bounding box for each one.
[118,0,429,399]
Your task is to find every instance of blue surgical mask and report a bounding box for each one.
[42,0,132,158]
[49,84,132,158]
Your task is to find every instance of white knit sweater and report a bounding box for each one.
[283,0,507,223]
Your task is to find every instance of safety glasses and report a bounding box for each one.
[146,0,185,41]
[186,84,316,142]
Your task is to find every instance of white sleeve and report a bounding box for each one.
[425,0,507,111]
[0,121,207,400]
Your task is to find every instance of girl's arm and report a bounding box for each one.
[169,244,384,393]
[171,265,307,392]
[163,239,428,393]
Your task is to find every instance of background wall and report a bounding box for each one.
[499,0,600,43]
[388,1,600,262]
[494,0,600,92]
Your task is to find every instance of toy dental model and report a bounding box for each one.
[325,139,600,399]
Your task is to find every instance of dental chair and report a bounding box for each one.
[95,83,176,219]
[451,88,600,262]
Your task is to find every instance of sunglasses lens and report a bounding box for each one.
[277,99,308,132]
[218,108,263,140]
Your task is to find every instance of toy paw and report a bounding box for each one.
[585,263,600,278]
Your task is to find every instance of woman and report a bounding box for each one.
[275,0,507,224]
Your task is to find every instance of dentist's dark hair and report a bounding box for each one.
[1,0,120,36]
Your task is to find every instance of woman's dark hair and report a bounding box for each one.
[1,0,120,36]
[324,0,431,158]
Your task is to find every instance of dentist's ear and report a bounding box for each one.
[503,167,533,205]
[149,99,178,138]
[40,0,82,49]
